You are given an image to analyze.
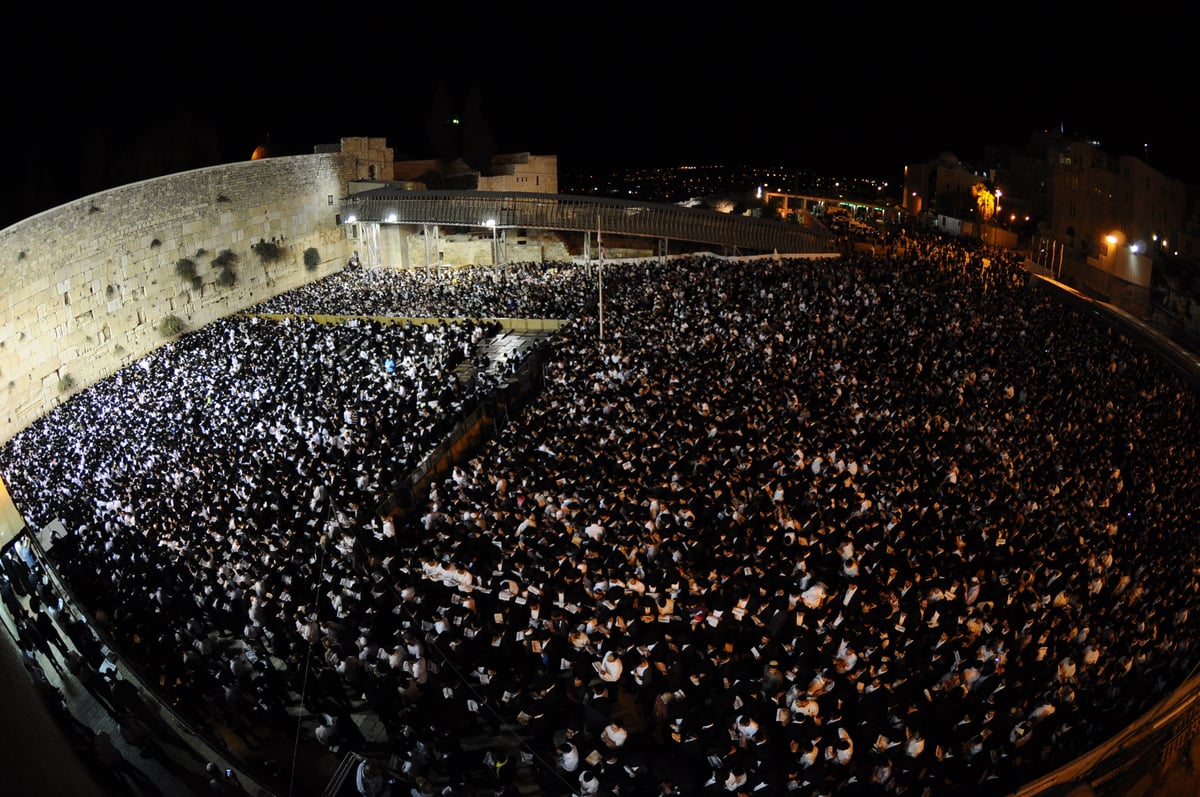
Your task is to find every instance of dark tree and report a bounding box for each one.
[461,85,497,174]
[426,81,461,161]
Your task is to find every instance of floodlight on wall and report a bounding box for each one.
[386,213,398,223]
[346,214,357,224]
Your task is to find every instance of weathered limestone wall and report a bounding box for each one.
[0,152,359,445]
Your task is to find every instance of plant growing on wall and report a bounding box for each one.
[176,258,197,281]
[212,249,238,288]
[303,247,321,271]
[58,374,75,392]
[254,241,282,264]
[157,314,185,337]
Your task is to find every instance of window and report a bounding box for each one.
[328,194,334,206]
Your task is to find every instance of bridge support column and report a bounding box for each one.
[362,223,381,268]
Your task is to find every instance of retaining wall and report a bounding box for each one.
[0,153,358,445]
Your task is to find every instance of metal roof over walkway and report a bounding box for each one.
[340,189,837,256]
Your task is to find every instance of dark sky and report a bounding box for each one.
[3,6,1195,227]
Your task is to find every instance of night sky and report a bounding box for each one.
[3,6,1195,228]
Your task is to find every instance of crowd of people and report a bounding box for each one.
[3,237,1200,797]
[248,261,592,321]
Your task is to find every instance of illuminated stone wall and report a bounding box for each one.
[369,225,573,268]
[0,152,360,446]
[480,154,559,194]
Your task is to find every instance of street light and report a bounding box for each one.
[484,218,497,266]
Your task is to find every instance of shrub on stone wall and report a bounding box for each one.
[212,249,237,270]
[157,315,184,337]
[58,374,75,392]
[254,241,282,264]
[212,249,238,288]
[176,258,197,281]
[303,247,321,271]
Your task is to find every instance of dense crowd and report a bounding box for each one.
[247,261,593,321]
[0,312,513,743]
[4,239,1200,797]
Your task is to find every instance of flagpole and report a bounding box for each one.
[598,213,604,343]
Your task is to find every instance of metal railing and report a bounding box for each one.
[1009,275,1200,796]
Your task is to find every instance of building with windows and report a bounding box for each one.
[1043,139,1185,303]
[391,152,558,194]
[904,131,1190,312]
